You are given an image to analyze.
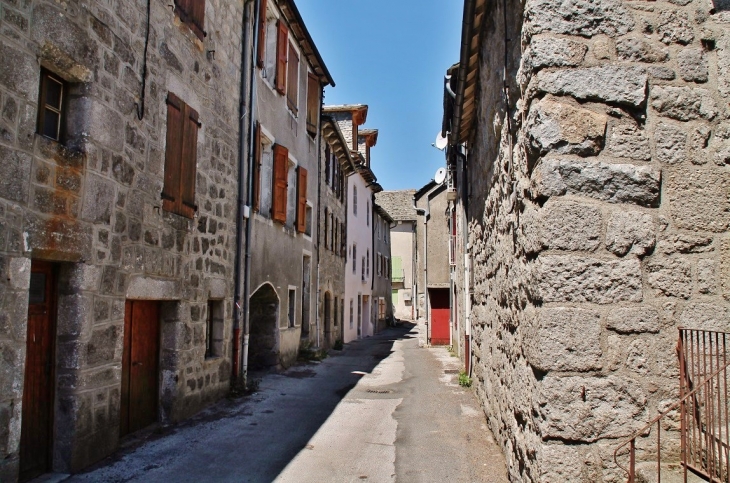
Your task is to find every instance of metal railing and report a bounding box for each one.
[614,328,730,483]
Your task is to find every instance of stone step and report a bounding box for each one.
[635,462,708,483]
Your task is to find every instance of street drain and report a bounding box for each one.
[444,369,459,374]
[367,389,391,394]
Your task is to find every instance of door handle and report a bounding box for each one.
[132,361,143,367]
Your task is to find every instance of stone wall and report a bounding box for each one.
[0,0,243,477]
[466,0,730,480]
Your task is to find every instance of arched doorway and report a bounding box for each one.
[323,292,332,348]
[248,284,279,370]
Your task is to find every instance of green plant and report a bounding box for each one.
[458,371,472,388]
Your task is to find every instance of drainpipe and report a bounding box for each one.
[240,0,261,389]
[233,0,255,385]
[315,86,324,349]
[413,197,427,338]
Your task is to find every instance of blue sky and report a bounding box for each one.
[296,1,463,191]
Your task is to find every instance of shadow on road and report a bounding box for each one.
[67,323,417,483]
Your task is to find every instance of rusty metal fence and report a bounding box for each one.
[679,328,730,482]
[615,328,730,483]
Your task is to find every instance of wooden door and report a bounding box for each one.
[429,289,450,346]
[120,300,160,437]
[20,261,56,482]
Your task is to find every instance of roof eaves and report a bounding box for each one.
[279,0,335,87]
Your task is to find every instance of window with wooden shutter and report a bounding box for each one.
[256,0,267,67]
[296,166,307,233]
[275,20,288,95]
[272,144,289,224]
[306,73,319,136]
[252,122,262,212]
[287,43,299,114]
[174,0,206,41]
[163,93,199,219]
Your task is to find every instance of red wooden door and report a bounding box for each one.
[429,289,450,345]
[120,300,160,436]
[20,261,56,482]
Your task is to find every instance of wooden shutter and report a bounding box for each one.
[252,123,262,212]
[256,0,267,67]
[180,104,199,218]
[174,0,206,41]
[275,20,288,95]
[287,44,299,113]
[306,73,319,136]
[272,144,288,224]
[163,93,198,219]
[296,166,307,233]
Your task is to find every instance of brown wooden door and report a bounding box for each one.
[120,300,160,437]
[20,261,56,482]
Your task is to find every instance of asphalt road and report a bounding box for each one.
[61,321,508,483]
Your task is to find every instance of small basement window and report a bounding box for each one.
[37,69,67,142]
[206,300,224,359]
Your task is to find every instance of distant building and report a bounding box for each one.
[414,181,451,345]
[372,204,394,333]
[375,190,417,320]
[317,117,356,348]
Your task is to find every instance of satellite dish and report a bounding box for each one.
[434,131,448,151]
[434,167,447,185]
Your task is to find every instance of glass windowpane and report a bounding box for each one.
[45,77,63,110]
[42,109,60,140]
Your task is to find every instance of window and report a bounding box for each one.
[324,144,331,186]
[361,256,365,282]
[324,208,329,249]
[334,297,338,326]
[357,295,362,336]
[286,42,299,114]
[349,299,354,329]
[37,69,67,142]
[296,166,308,233]
[306,72,319,136]
[378,298,386,320]
[206,301,224,358]
[367,202,370,226]
[272,144,288,224]
[328,212,334,250]
[377,253,381,277]
[366,250,370,278]
[162,92,199,219]
[288,288,296,328]
[353,186,358,216]
[256,0,268,67]
[352,245,357,273]
[174,0,206,41]
[255,126,274,216]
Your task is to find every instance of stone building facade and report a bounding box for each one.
[317,117,355,348]
[415,181,451,345]
[445,0,730,480]
[372,203,393,333]
[375,190,417,320]
[246,0,333,369]
[0,0,246,480]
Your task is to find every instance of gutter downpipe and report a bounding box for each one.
[233,0,255,386]
[413,197,428,342]
[315,87,324,349]
[241,0,261,389]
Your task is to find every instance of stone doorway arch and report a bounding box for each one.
[248,283,279,370]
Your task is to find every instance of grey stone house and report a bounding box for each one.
[317,116,355,348]
[414,180,451,346]
[444,0,730,480]
[372,203,393,333]
[0,0,247,480]
[246,0,333,369]
[375,190,417,320]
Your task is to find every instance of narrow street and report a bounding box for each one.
[60,322,507,483]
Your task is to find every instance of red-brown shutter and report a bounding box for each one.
[256,0,267,67]
[180,105,199,218]
[306,73,319,136]
[287,44,299,113]
[252,122,262,212]
[296,166,307,233]
[163,93,198,219]
[162,93,184,213]
[275,20,288,95]
[272,144,288,224]
[174,0,206,41]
